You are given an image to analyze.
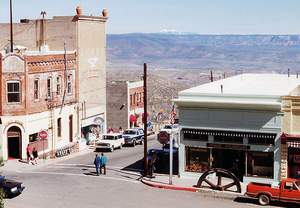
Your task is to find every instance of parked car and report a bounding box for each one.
[122,129,144,146]
[147,147,178,174]
[245,178,300,206]
[95,133,124,152]
[0,175,25,198]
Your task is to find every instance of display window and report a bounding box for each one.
[247,152,274,178]
[185,147,209,172]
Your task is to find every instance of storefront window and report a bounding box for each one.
[185,147,210,172]
[288,147,300,179]
[29,133,39,143]
[247,152,273,178]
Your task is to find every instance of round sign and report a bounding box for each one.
[158,131,170,144]
[39,130,48,140]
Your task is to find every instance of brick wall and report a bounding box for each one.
[106,81,128,131]
[1,52,77,116]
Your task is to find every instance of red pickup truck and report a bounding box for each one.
[246,178,300,206]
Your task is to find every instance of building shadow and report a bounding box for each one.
[234,197,299,208]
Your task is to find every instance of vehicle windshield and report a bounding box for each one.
[295,181,300,190]
[123,130,137,135]
[103,135,115,140]
[164,125,172,129]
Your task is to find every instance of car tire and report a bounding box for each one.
[110,146,114,152]
[258,194,270,206]
[132,140,136,147]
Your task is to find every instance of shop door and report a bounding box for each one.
[7,126,22,159]
[69,115,73,142]
[212,149,245,180]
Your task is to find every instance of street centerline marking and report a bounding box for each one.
[16,170,140,184]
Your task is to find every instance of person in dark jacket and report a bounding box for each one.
[32,148,38,165]
[94,154,101,176]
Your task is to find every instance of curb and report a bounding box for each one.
[141,178,198,192]
[141,178,243,200]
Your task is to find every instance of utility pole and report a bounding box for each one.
[9,0,13,52]
[143,63,148,176]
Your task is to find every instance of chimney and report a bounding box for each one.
[102,8,108,17]
[76,6,83,16]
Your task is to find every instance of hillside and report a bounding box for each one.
[107,34,300,72]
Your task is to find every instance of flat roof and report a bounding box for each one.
[175,73,300,110]
[180,74,300,97]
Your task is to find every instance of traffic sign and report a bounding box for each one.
[39,130,48,140]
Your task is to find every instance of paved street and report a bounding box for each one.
[3,136,291,208]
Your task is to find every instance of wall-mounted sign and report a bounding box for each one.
[207,143,250,150]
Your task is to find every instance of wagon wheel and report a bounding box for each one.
[196,168,241,193]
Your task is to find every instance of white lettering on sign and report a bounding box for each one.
[87,57,98,68]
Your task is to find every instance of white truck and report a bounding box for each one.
[95,133,125,152]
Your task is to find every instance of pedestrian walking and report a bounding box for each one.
[94,154,101,176]
[26,144,33,164]
[119,126,123,134]
[32,147,38,165]
[108,127,114,134]
[100,153,108,175]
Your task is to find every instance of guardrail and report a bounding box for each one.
[55,143,78,157]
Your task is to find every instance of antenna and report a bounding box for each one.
[210,70,213,82]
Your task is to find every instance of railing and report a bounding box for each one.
[55,143,78,157]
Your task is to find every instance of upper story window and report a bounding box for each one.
[34,79,39,100]
[7,81,21,103]
[56,76,62,96]
[47,77,52,98]
[67,74,72,94]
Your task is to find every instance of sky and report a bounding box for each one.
[0,0,300,34]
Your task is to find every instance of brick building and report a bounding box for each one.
[0,6,108,146]
[107,80,144,131]
[0,50,78,160]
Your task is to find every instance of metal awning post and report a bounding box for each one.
[169,133,173,185]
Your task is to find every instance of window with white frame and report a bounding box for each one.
[67,74,72,94]
[34,79,39,100]
[56,76,62,95]
[7,81,21,103]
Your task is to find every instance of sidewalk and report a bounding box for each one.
[1,147,94,172]
[141,174,246,200]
